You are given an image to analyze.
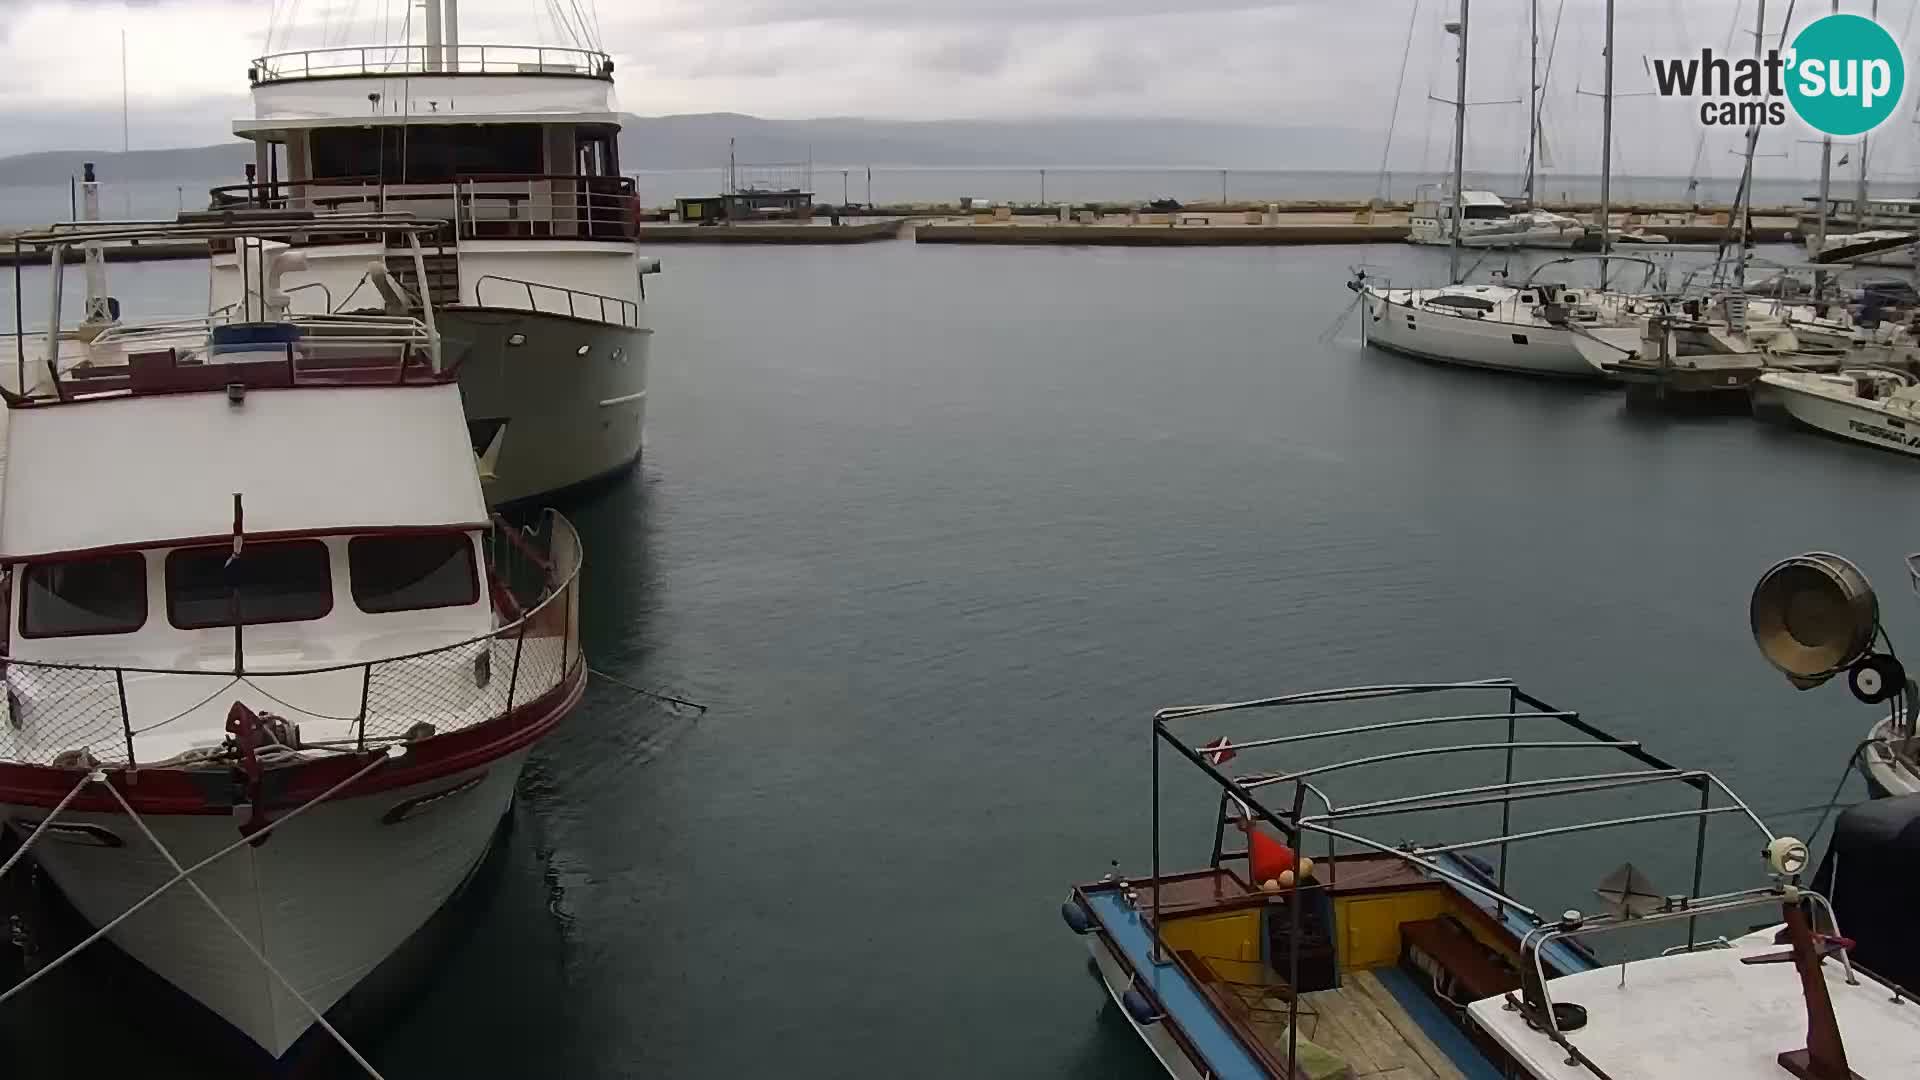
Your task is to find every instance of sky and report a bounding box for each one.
[1,0,1917,181]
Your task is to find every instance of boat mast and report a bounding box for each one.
[1728,0,1768,288]
[424,0,443,71]
[1815,0,1836,281]
[1854,0,1876,225]
[1598,0,1614,289]
[1524,0,1538,209]
[1449,0,1470,284]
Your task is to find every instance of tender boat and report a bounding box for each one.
[1755,368,1920,457]
[209,10,661,506]
[0,216,587,1060]
[1407,187,1587,250]
[1062,678,1920,1080]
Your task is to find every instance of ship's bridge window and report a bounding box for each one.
[1462,204,1509,220]
[20,554,147,638]
[166,540,333,629]
[349,534,479,614]
[309,124,545,184]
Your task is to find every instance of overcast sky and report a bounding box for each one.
[1,0,1917,180]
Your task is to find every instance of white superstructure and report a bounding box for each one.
[212,22,660,505]
[0,219,588,1062]
[1408,187,1586,249]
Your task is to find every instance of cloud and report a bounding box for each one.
[0,0,1913,183]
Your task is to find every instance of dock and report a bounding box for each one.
[912,208,1804,247]
[636,219,906,243]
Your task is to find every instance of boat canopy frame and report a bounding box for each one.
[1146,678,1838,1079]
[8,212,452,400]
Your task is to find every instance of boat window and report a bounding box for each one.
[349,534,479,613]
[20,554,147,638]
[309,124,545,183]
[1424,295,1498,312]
[1462,205,1509,220]
[166,541,332,629]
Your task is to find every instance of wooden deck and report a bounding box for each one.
[1221,970,1469,1080]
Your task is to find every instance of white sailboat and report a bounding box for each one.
[1356,0,1637,378]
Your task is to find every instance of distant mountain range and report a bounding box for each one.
[0,113,1379,186]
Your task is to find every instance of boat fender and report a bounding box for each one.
[1121,987,1164,1026]
[1061,896,1095,935]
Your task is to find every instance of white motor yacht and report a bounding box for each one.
[212,14,662,507]
[1407,186,1587,249]
[0,216,587,1062]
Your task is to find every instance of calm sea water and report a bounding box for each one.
[6,239,1920,1077]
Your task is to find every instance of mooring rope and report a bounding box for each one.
[100,781,390,1080]
[588,667,707,714]
[0,748,394,1009]
[0,772,93,881]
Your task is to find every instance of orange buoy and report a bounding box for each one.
[1245,825,1296,884]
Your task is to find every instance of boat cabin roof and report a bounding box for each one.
[1469,926,1920,1079]
[0,382,486,561]
[238,44,621,140]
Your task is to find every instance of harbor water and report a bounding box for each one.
[5,240,1920,1076]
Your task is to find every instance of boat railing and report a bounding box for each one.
[1145,677,1838,1079]
[472,274,639,327]
[208,174,641,242]
[0,512,584,770]
[250,44,613,83]
[1151,677,1795,941]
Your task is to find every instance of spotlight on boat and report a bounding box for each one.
[1750,553,1880,690]
[1766,836,1810,877]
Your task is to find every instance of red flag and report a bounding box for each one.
[1202,736,1236,767]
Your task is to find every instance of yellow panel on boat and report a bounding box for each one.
[1334,890,1449,971]
[1161,908,1262,965]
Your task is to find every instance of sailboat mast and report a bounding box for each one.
[1449,0,1469,284]
[1731,0,1767,286]
[1599,0,1614,289]
[1854,0,1876,223]
[1525,0,1538,209]
[1815,0,1837,272]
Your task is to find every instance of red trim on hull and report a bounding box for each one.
[0,663,583,815]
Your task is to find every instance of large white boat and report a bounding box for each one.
[1407,187,1587,249]
[1355,279,1612,377]
[0,217,587,1060]
[209,16,659,506]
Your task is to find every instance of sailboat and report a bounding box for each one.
[1355,0,1640,378]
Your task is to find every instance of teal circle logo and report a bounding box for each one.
[1786,14,1905,136]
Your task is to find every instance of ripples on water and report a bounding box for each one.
[6,240,1920,1078]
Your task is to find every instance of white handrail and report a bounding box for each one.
[251,43,611,82]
